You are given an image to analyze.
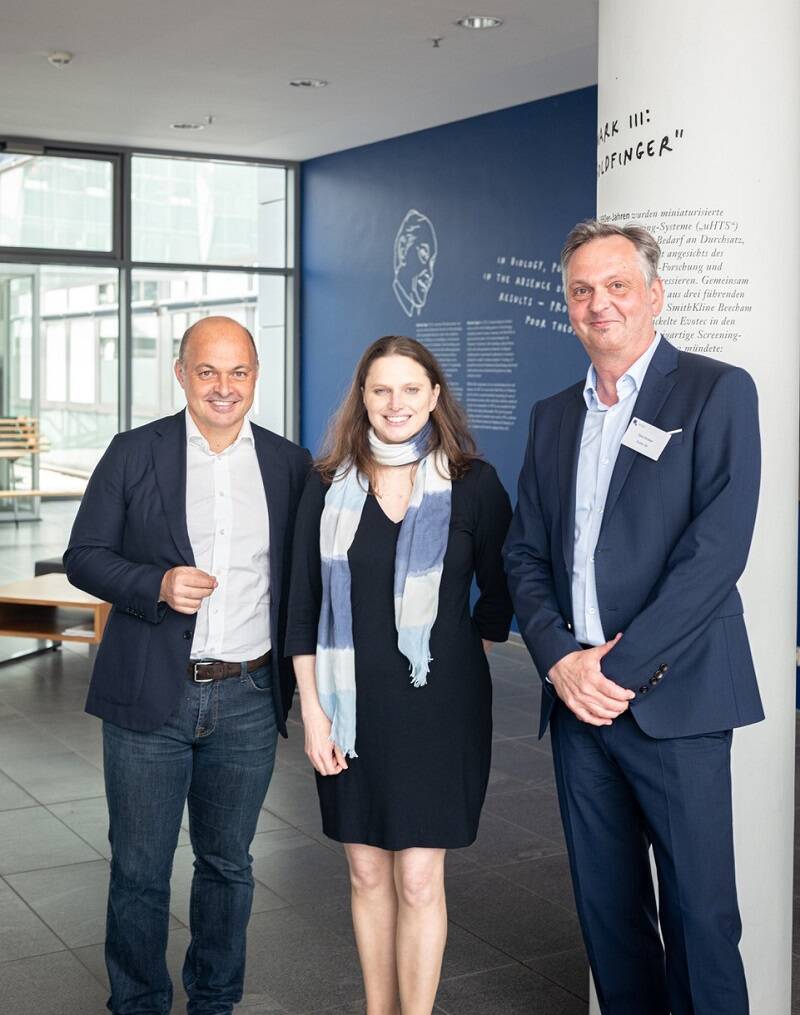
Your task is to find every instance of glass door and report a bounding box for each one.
[0,263,120,515]
[0,269,39,517]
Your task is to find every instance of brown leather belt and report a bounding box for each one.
[187,651,271,683]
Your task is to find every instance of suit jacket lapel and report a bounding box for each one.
[600,338,678,530]
[152,411,195,566]
[253,426,288,599]
[559,388,587,578]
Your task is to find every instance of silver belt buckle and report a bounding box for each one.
[192,661,215,684]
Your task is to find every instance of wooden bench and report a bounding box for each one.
[0,417,49,451]
[0,417,61,522]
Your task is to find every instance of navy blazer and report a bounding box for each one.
[504,338,764,739]
[64,411,312,734]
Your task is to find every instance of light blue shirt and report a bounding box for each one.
[571,334,661,646]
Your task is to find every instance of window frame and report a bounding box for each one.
[0,136,300,439]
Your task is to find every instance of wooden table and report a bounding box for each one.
[0,573,110,664]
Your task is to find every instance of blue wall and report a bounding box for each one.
[301,86,597,500]
[301,87,800,707]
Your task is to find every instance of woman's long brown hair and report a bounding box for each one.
[316,335,479,488]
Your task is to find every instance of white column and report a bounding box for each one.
[594,2,800,1011]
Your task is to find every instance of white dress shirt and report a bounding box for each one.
[571,335,661,646]
[185,409,271,661]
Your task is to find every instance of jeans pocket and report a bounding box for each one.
[245,665,272,692]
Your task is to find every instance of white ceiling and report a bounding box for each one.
[0,0,598,162]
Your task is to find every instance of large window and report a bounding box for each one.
[0,154,115,252]
[0,141,296,515]
[130,269,284,427]
[132,156,286,267]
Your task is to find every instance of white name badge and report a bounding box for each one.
[620,417,675,461]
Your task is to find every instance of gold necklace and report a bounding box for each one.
[374,462,417,500]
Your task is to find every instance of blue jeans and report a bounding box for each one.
[102,663,278,1015]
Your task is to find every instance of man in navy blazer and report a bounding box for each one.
[65,316,310,1014]
[503,221,762,1015]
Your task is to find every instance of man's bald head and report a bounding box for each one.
[178,316,259,365]
[174,315,259,449]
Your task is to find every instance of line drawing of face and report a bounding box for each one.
[393,209,438,318]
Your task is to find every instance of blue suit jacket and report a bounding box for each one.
[64,411,312,734]
[504,338,764,739]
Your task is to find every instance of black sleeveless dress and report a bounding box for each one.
[285,460,513,849]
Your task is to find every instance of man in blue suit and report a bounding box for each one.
[503,220,762,1014]
[65,316,311,1014]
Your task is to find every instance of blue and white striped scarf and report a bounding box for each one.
[316,422,452,758]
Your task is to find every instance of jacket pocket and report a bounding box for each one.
[90,610,151,705]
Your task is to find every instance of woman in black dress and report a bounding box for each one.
[286,336,512,1014]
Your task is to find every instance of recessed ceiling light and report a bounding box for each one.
[455,15,503,29]
[289,78,329,88]
[170,122,206,131]
[47,51,73,68]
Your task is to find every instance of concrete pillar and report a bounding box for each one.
[593,2,800,1010]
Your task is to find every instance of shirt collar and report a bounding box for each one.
[582,333,661,411]
[184,407,254,454]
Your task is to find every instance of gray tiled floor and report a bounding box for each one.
[0,503,793,1014]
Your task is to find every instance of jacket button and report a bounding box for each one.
[639,685,649,694]
[657,663,668,674]
[183,631,192,640]
[649,675,659,685]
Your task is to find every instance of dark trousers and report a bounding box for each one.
[102,664,278,1015]
[550,703,748,1015]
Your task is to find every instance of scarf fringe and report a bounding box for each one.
[329,734,359,760]
[409,654,433,688]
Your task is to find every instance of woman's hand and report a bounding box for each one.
[292,654,348,776]
[482,639,494,654]
[302,704,348,776]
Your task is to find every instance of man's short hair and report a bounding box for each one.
[178,317,259,364]
[561,219,661,289]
